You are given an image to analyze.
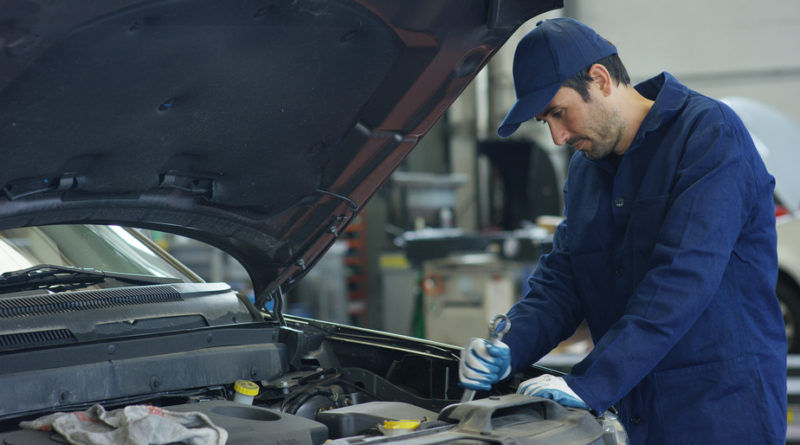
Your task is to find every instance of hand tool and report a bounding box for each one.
[460,314,511,402]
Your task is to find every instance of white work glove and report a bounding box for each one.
[459,338,511,391]
[517,374,590,410]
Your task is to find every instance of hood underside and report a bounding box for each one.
[0,0,561,299]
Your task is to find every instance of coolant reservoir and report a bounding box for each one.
[233,379,259,405]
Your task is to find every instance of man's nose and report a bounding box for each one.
[548,122,569,146]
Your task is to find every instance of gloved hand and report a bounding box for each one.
[459,338,511,391]
[517,374,590,410]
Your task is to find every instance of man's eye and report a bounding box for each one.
[552,110,563,118]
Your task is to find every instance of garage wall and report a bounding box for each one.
[566,0,800,124]
[484,0,800,136]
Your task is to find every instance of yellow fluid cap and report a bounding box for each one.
[234,379,259,396]
[383,420,420,430]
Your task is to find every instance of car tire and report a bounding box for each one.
[777,279,800,353]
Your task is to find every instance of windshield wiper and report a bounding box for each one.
[0,264,183,293]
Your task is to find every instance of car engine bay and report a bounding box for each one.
[0,281,625,444]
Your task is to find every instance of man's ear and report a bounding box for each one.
[588,64,612,97]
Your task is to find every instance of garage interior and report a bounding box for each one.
[145,0,800,441]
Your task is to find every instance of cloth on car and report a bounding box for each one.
[20,404,228,445]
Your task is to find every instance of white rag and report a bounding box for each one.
[20,404,228,445]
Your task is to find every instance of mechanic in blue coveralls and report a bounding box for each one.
[459,17,787,444]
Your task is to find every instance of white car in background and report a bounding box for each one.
[723,97,800,353]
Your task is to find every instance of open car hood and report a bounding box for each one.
[0,0,561,299]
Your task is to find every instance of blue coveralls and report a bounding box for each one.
[503,72,787,444]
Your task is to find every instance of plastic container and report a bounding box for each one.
[233,379,259,405]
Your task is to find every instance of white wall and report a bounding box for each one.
[568,0,800,124]
[486,0,800,138]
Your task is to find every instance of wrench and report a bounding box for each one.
[460,314,511,402]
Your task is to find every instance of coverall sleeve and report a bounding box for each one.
[563,121,762,413]
[502,182,584,372]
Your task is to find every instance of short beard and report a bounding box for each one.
[576,102,625,160]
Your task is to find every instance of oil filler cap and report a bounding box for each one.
[381,420,421,436]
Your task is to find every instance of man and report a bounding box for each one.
[459,17,786,444]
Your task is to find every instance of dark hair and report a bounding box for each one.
[562,53,631,101]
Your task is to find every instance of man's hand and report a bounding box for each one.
[517,374,590,410]
[459,338,511,391]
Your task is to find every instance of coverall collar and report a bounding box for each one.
[631,72,689,147]
[585,72,688,174]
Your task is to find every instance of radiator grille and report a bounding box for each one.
[0,285,183,319]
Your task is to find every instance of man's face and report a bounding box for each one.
[535,86,625,160]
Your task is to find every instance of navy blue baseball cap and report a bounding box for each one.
[497,18,617,137]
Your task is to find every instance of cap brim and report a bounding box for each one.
[497,79,563,137]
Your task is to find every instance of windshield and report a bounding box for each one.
[0,225,198,282]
